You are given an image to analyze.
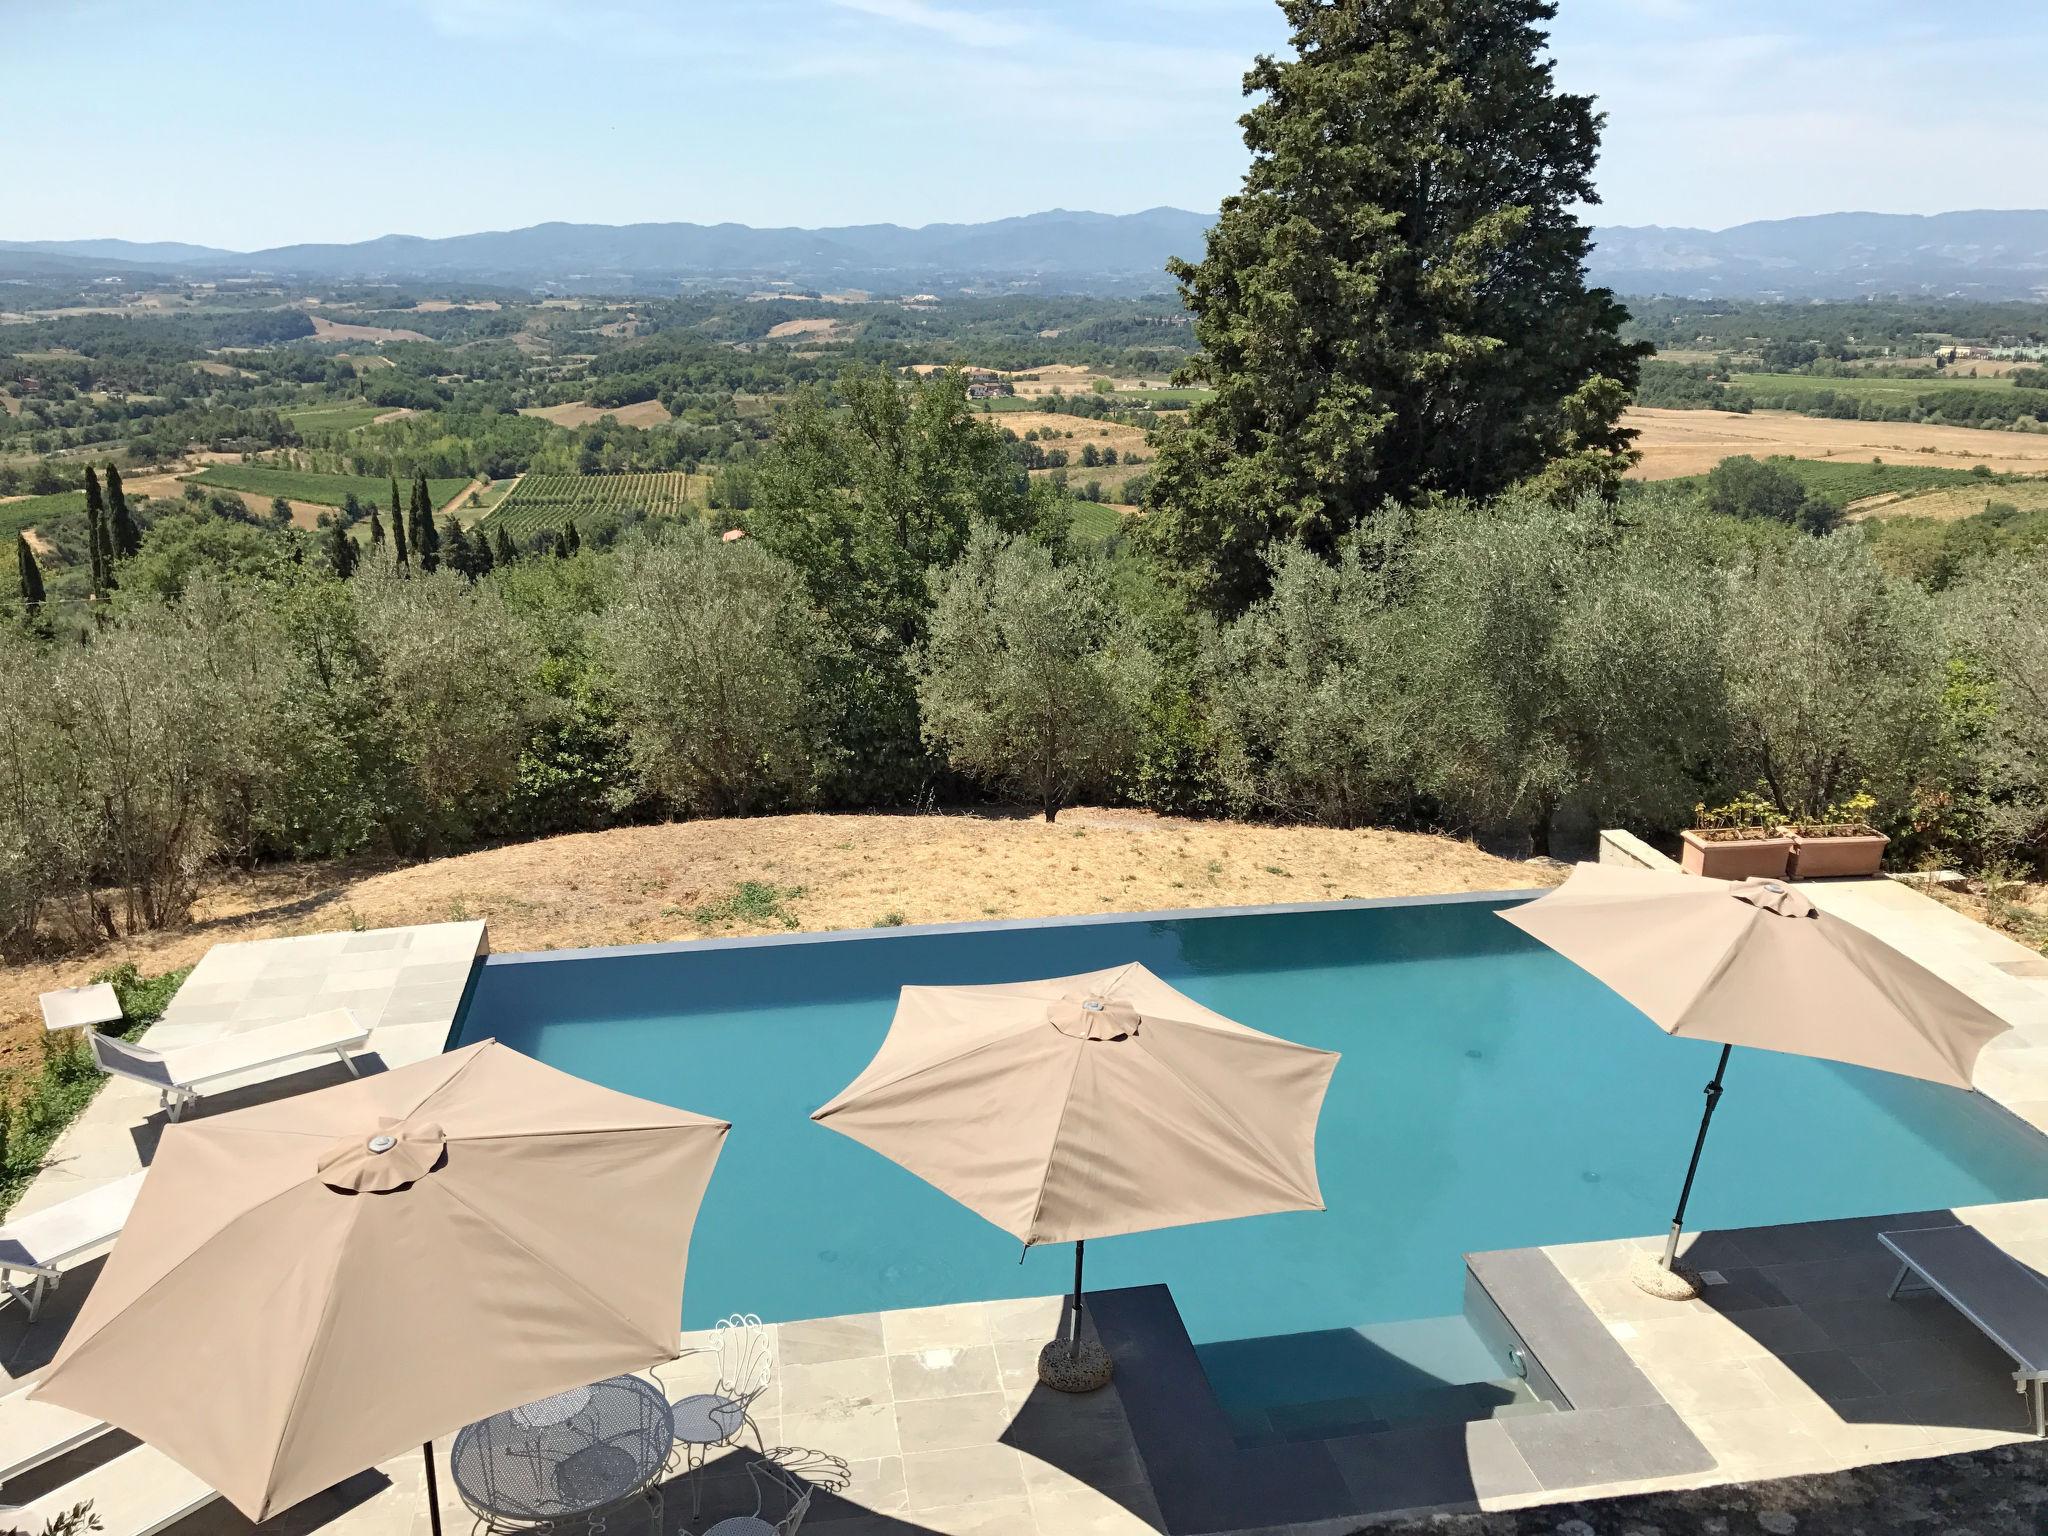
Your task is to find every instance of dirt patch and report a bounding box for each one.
[0,810,1546,1060]
[518,399,672,429]
[0,393,21,417]
[308,314,430,345]
[371,408,415,426]
[19,527,52,556]
[1625,407,2048,481]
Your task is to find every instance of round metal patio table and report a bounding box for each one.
[450,1375,674,1533]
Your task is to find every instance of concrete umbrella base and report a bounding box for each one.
[1631,1253,1703,1301]
[1038,1338,1114,1392]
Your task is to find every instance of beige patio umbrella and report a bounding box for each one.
[33,1039,729,1530]
[1502,862,2010,1288]
[812,962,1338,1385]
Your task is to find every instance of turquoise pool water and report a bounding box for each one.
[452,895,2048,1429]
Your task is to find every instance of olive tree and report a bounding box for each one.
[598,527,836,816]
[356,567,541,849]
[1405,497,1726,851]
[1718,534,1945,823]
[1944,551,2048,867]
[1204,528,1422,827]
[915,528,1156,822]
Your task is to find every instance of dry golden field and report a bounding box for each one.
[307,314,430,345]
[0,810,1546,1065]
[1624,407,2048,480]
[519,399,673,429]
[765,317,843,340]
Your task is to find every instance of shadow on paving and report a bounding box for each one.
[119,1053,396,1162]
[1687,1213,2041,1437]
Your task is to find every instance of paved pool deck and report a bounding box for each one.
[8,874,2048,1534]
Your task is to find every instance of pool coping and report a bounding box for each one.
[470,887,1546,968]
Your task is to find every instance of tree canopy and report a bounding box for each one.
[1148,0,1648,612]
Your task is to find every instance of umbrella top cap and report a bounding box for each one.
[318,1119,447,1194]
[1729,877,1817,919]
[1049,992,1141,1042]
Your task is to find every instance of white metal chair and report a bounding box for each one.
[670,1315,773,1516]
[693,1449,847,1536]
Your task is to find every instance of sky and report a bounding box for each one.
[6,0,2045,249]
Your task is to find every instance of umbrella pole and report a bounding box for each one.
[1068,1239,1086,1359]
[422,1441,442,1536]
[1663,1044,1733,1271]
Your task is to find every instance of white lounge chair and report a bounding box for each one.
[88,1009,370,1121]
[1882,1224,2048,1435]
[0,1387,108,1485]
[0,1172,147,1319]
[37,985,121,1035]
[0,1442,213,1536]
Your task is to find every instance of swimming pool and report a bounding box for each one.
[452,892,2048,1436]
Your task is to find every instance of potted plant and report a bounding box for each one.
[1680,795,1794,880]
[1783,792,1889,879]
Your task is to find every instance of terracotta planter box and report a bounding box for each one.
[1787,827,1889,879]
[1680,829,1793,880]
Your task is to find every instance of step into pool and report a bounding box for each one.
[452,893,2048,1436]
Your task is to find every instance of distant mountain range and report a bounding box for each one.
[6,208,2048,300]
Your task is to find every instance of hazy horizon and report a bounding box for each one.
[12,0,2047,249]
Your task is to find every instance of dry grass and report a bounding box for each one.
[1846,476,2048,524]
[519,399,673,429]
[0,809,1545,1064]
[1625,407,2048,480]
[765,318,842,340]
[307,314,430,345]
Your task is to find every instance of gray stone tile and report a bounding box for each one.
[1502,1402,1714,1490]
[1847,1334,2017,1398]
[1761,1255,1901,1306]
[781,1314,886,1366]
[1775,1348,1886,1405]
[1466,1248,1663,1410]
[1325,1420,1539,1512]
[1721,1304,1835,1356]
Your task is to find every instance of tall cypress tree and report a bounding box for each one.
[441,516,472,579]
[1148,0,1649,613]
[562,519,581,556]
[327,521,359,579]
[105,464,142,558]
[493,526,517,567]
[410,475,440,572]
[84,468,108,598]
[369,508,385,547]
[389,475,409,567]
[16,533,44,613]
[473,523,496,578]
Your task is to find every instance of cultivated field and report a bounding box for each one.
[480,471,697,538]
[185,465,472,511]
[1847,476,2048,523]
[285,402,385,434]
[995,410,1151,501]
[1624,407,2048,480]
[307,314,430,345]
[0,809,1549,1056]
[518,399,673,429]
[765,317,843,340]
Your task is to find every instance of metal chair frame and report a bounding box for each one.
[671,1315,774,1516]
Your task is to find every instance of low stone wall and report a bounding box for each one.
[1597,829,1678,873]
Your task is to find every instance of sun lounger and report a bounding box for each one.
[0,1387,108,1485]
[37,985,122,1034]
[1881,1224,2048,1435]
[0,1172,148,1320]
[0,1442,213,1536]
[88,1009,369,1121]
